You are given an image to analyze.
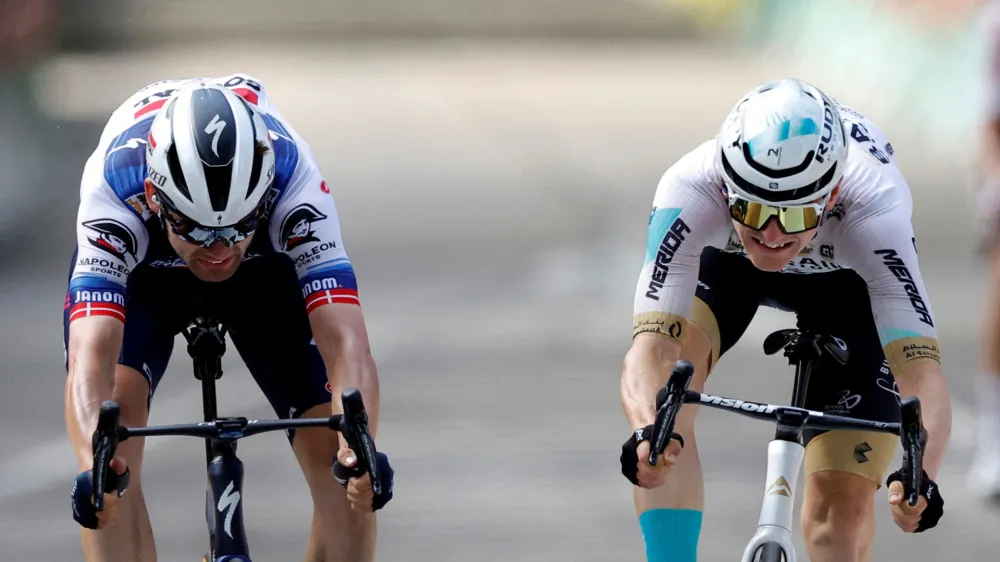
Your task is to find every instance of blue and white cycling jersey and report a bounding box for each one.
[68,73,359,323]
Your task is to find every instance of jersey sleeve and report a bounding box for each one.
[633,141,731,343]
[267,142,360,314]
[837,172,941,373]
[67,148,150,324]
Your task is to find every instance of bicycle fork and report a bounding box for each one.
[741,408,809,562]
[740,438,804,562]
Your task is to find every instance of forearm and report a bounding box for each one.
[319,336,381,436]
[894,364,952,480]
[65,322,122,467]
[621,334,682,430]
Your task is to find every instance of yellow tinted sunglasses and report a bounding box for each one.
[728,198,825,234]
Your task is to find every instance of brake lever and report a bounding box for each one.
[649,361,694,465]
[91,400,122,511]
[899,396,925,507]
[340,388,381,496]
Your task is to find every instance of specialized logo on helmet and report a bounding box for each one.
[83,219,138,263]
[279,204,328,251]
[204,114,228,158]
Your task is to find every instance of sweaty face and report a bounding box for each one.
[166,231,254,282]
[734,219,816,272]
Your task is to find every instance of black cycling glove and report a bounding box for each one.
[885,468,943,532]
[333,452,395,511]
[620,424,685,487]
[71,467,131,529]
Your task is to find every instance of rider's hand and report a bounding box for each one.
[71,456,130,530]
[620,424,684,489]
[886,468,944,533]
[333,447,394,514]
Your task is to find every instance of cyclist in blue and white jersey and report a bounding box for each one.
[64,74,393,562]
[619,79,951,562]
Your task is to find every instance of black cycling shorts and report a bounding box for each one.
[63,250,332,444]
[692,248,901,483]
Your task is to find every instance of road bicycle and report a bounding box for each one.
[649,328,927,562]
[90,316,383,562]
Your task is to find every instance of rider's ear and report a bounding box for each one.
[824,183,841,211]
[144,180,161,212]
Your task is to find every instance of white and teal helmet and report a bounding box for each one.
[717,78,848,206]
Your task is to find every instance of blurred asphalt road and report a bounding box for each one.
[1,41,997,560]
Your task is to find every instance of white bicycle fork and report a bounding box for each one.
[739,439,805,562]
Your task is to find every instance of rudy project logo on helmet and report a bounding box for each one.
[83,219,138,263]
[280,204,328,251]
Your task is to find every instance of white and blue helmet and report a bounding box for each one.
[717,78,848,206]
[146,84,275,227]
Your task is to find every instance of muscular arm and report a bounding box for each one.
[893,361,952,480]
[65,317,124,469]
[622,140,730,430]
[621,334,682,430]
[309,304,381,437]
[833,131,952,481]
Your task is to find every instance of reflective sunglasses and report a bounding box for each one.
[159,203,266,248]
[728,197,826,234]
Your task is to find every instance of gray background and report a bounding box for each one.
[0,1,996,560]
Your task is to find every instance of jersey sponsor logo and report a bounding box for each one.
[781,257,844,273]
[67,288,126,323]
[82,219,138,263]
[873,249,934,327]
[133,89,177,119]
[222,75,262,105]
[76,257,130,278]
[883,336,941,370]
[848,121,892,165]
[124,193,154,220]
[824,202,845,222]
[645,210,691,301]
[632,312,686,342]
[279,203,328,251]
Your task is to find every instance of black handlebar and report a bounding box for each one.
[649,360,927,507]
[648,361,694,466]
[899,396,926,507]
[91,400,125,511]
[340,388,381,495]
[90,388,380,510]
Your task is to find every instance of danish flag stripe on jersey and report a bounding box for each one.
[69,302,126,323]
[305,288,360,313]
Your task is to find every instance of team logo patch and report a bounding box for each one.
[83,219,138,263]
[279,204,327,251]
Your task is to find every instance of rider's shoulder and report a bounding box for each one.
[106,73,274,128]
[832,103,912,210]
[658,139,720,188]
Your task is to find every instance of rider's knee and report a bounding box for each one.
[112,364,151,426]
[801,471,876,556]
